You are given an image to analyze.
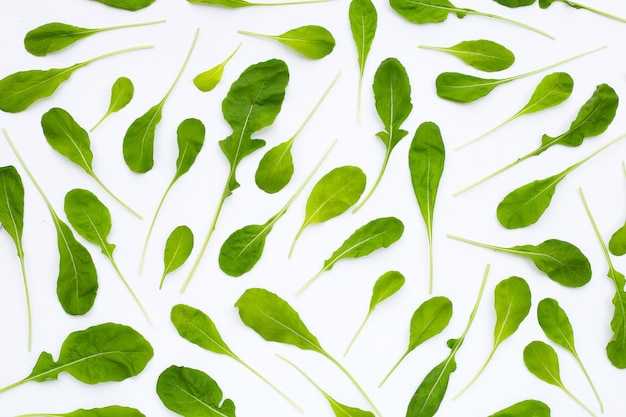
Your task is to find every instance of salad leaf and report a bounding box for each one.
[160,226,194,289]
[188,0,326,7]
[89,0,156,10]
[91,76,135,131]
[539,0,626,24]
[15,406,146,417]
[349,0,377,119]
[194,43,242,92]
[238,26,335,59]
[487,400,551,417]
[419,39,514,72]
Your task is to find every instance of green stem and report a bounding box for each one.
[89,110,112,132]
[295,266,328,296]
[455,112,519,150]
[447,234,502,252]
[379,350,409,387]
[352,147,390,213]
[247,0,330,6]
[458,264,490,343]
[288,223,307,259]
[84,44,154,66]
[237,29,276,40]
[107,253,152,324]
[572,350,604,413]
[466,9,554,39]
[560,382,598,417]
[452,346,496,399]
[163,28,200,103]
[91,172,142,219]
[427,232,434,294]
[561,0,626,23]
[97,19,167,33]
[140,178,175,274]
[344,312,371,356]
[235,357,303,412]
[18,251,32,352]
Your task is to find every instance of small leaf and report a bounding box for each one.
[170,304,234,357]
[493,0,536,7]
[160,226,194,289]
[350,0,377,117]
[174,118,206,181]
[523,341,562,387]
[369,271,405,312]
[487,400,551,417]
[255,142,294,194]
[91,76,134,131]
[239,25,335,59]
[90,0,156,11]
[609,222,626,256]
[64,189,116,255]
[493,277,531,349]
[194,43,242,92]
[419,39,515,72]
[218,221,274,277]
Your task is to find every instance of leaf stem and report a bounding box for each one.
[466,9,554,39]
[344,312,371,356]
[18,253,32,352]
[446,234,501,252]
[352,147,390,213]
[97,19,167,32]
[106,254,152,324]
[561,0,626,23]
[140,178,175,274]
[295,267,326,296]
[452,346,496,399]
[572,350,604,413]
[455,113,518,150]
[84,44,154,66]
[247,0,330,6]
[237,29,275,39]
[379,350,409,387]
[560,382,598,417]
[163,28,200,103]
[91,173,142,219]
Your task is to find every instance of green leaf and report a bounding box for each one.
[219,221,274,277]
[408,121,445,292]
[188,0,325,7]
[380,296,452,386]
[239,26,335,59]
[24,20,164,56]
[91,76,135,131]
[0,45,151,113]
[493,0,536,7]
[156,365,236,417]
[354,57,412,212]
[160,226,194,289]
[236,288,324,353]
[298,217,404,295]
[448,235,591,287]
[419,39,515,72]
[16,406,147,417]
[171,304,235,357]
[194,43,242,92]
[487,400,551,417]
[523,341,563,387]
[349,0,377,117]
[290,165,366,256]
[539,0,626,24]
[90,0,156,11]
[609,222,626,256]
[0,323,153,393]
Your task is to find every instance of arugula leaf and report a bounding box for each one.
[24,20,164,56]
[0,165,32,350]
[380,296,452,386]
[0,323,153,393]
[487,400,551,417]
[409,122,445,292]
[42,107,141,218]
[0,45,152,113]
[188,0,327,7]
[123,30,198,173]
[297,216,404,295]
[64,188,150,322]
[91,76,135,131]
[497,133,626,229]
[419,39,515,72]
[349,0,377,119]
[157,365,236,417]
[90,0,156,10]
[239,26,335,59]
[345,271,405,355]
[182,58,289,292]
[194,43,242,92]
[609,221,626,256]
[4,129,98,318]
[353,57,412,212]
[235,288,383,417]
[290,165,366,257]
[539,0,626,24]
[160,226,194,289]
[448,235,591,287]
[15,406,146,417]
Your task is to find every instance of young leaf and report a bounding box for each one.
[349,0,377,119]
[220,141,335,277]
[279,354,375,417]
[123,30,198,173]
[238,25,335,59]
[0,165,32,350]
[170,303,301,411]
[193,42,242,92]
[537,297,603,412]
[139,118,205,273]
[160,226,194,289]
[41,107,141,218]
[419,39,515,72]
[457,72,573,150]
[290,165,366,257]
[4,129,98,318]
[235,288,383,417]
[406,265,489,417]
[493,0,536,6]
[188,0,327,7]
[408,121,445,293]
[436,46,603,103]
[447,235,591,287]
[579,188,626,369]
[90,0,156,10]
[353,57,412,212]
[487,400,551,417]
[0,323,153,394]
[0,45,152,113]
[91,76,135,131]
[609,222,626,256]
[64,188,150,322]
[523,341,597,417]
[497,133,626,229]
[454,276,531,398]
[380,296,453,386]
[539,0,626,24]
[157,365,236,417]
[181,58,289,292]
[24,20,164,56]
[455,83,619,194]
[255,73,338,194]
[345,271,405,356]
[297,216,404,295]
[15,406,146,417]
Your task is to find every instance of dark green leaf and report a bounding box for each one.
[90,0,156,11]
[406,357,457,417]
[517,72,574,117]
[607,267,626,368]
[239,26,335,59]
[420,39,515,72]
[41,107,94,174]
[24,23,97,56]
[157,365,236,417]
[487,400,551,417]
[91,76,134,131]
[609,222,626,256]
[0,165,24,257]
[161,226,194,288]
[171,304,234,357]
[64,189,115,255]
[493,0,536,7]
[218,220,274,277]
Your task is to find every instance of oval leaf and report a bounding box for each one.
[537,298,576,353]
[92,76,134,131]
[523,340,562,387]
[90,0,156,11]
[255,141,294,194]
[518,72,573,116]
[488,400,551,417]
[240,25,335,59]
[493,276,531,348]
[436,72,503,103]
[0,165,24,253]
[170,304,234,357]
[609,222,626,256]
[41,107,94,174]
[64,189,115,255]
[161,226,194,288]
[219,221,273,277]
[26,406,146,417]
[24,23,96,56]
[193,43,242,92]
[409,296,453,351]
[174,118,206,181]
[421,39,515,72]
[369,270,405,312]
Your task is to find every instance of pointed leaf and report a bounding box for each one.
[350,0,377,76]
[170,304,235,357]
[161,226,194,287]
[406,356,457,417]
[369,271,405,312]
[487,400,551,417]
[194,43,242,93]
[0,166,24,254]
[329,399,375,417]
[64,189,115,255]
[41,107,94,175]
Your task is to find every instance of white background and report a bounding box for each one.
[1,0,626,416]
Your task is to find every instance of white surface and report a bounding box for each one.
[1,0,626,416]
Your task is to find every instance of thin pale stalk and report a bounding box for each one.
[235,356,303,412]
[295,266,327,296]
[352,148,390,213]
[562,0,626,23]
[572,350,604,413]
[237,29,277,40]
[221,42,243,66]
[17,252,32,352]
[289,223,307,259]
[96,19,167,32]
[465,9,554,39]
[560,383,598,417]
[379,350,409,387]
[247,0,329,6]
[427,232,434,294]
[107,254,152,324]
[447,234,501,252]
[456,113,519,150]
[454,156,523,196]
[622,161,626,177]
[565,132,626,174]
[91,173,142,219]
[452,346,496,399]
[344,312,371,356]
[140,178,175,274]
[15,414,61,417]
[83,44,154,66]
[90,111,111,132]
[163,29,199,103]
[460,264,490,341]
